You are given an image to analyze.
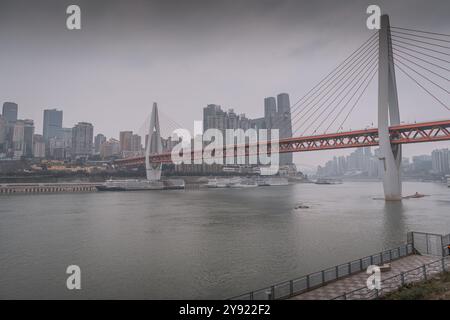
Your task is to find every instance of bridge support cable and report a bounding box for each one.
[324,65,378,134]
[390,26,450,39]
[390,42,450,64]
[290,42,378,132]
[390,38,450,59]
[300,56,379,136]
[334,69,378,133]
[392,52,449,83]
[392,47,450,73]
[389,26,450,113]
[291,44,379,135]
[393,62,450,112]
[390,34,450,51]
[284,33,378,122]
[294,50,378,135]
[267,32,379,136]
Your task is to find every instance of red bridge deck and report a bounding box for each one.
[114,119,450,167]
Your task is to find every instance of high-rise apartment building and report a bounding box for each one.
[94,134,106,154]
[33,134,46,158]
[11,119,34,158]
[202,93,294,166]
[43,109,63,142]
[71,122,93,158]
[431,148,450,174]
[0,116,7,154]
[2,102,18,123]
[130,134,142,152]
[119,131,133,153]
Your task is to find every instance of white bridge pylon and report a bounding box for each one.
[146,102,163,181]
[378,14,402,201]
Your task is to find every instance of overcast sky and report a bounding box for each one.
[0,0,449,169]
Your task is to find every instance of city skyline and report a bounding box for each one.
[0,0,449,167]
[2,97,450,171]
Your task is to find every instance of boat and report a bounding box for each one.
[96,179,164,191]
[163,179,185,190]
[403,192,429,199]
[206,178,233,188]
[256,177,289,186]
[228,177,258,188]
[314,178,342,185]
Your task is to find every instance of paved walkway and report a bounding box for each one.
[289,254,438,300]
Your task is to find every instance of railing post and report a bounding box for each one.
[343,292,347,300]
[250,291,254,300]
[442,257,446,272]
[289,280,294,296]
[348,262,351,274]
[398,247,401,259]
[271,286,275,300]
[321,270,325,284]
[335,266,339,279]
[306,275,310,290]
[380,252,384,264]
[360,258,363,271]
[400,272,405,286]
[423,264,427,280]
[389,250,392,261]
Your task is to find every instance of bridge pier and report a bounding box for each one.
[146,102,163,181]
[378,14,402,201]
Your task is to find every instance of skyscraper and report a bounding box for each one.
[0,116,7,154]
[276,93,293,166]
[94,134,106,154]
[203,104,227,133]
[23,119,34,158]
[2,102,18,123]
[119,131,133,152]
[264,97,276,129]
[130,134,142,152]
[431,148,450,174]
[11,119,34,158]
[43,109,63,142]
[71,122,93,158]
[33,134,46,158]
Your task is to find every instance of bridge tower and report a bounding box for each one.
[378,14,402,200]
[145,102,163,181]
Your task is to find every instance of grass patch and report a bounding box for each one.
[382,272,450,300]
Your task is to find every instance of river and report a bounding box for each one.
[0,181,449,299]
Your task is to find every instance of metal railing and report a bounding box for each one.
[229,243,413,300]
[332,256,450,300]
[408,231,448,257]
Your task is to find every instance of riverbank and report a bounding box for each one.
[382,271,450,300]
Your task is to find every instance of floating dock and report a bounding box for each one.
[0,183,98,194]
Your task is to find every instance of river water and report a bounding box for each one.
[1,181,449,299]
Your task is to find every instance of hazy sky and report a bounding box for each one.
[0,0,449,169]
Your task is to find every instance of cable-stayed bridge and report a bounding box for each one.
[115,15,450,200]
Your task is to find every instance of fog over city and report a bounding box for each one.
[0,0,449,169]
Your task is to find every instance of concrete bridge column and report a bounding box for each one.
[378,14,402,201]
